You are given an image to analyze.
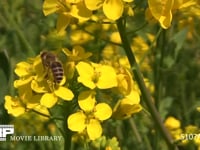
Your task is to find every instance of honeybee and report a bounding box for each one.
[40,51,64,84]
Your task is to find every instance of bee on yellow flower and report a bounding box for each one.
[4,51,74,117]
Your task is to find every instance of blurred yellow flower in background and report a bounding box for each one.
[43,0,92,32]
[164,116,183,142]
[165,116,181,129]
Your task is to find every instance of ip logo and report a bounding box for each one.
[0,125,14,141]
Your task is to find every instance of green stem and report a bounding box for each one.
[64,114,72,150]
[9,57,16,95]
[154,29,165,108]
[128,118,142,143]
[116,18,178,150]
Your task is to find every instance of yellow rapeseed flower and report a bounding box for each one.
[67,90,112,140]
[4,96,26,117]
[5,51,74,111]
[40,86,74,108]
[164,116,183,142]
[147,0,196,29]
[31,54,74,108]
[43,0,92,32]
[113,90,142,119]
[76,61,118,89]
[62,46,92,80]
[84,0,133,20]
[62,46,92,62]
[116,68,133,95]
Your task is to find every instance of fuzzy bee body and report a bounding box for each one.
[40,51,64,84]
[51,61,64,83]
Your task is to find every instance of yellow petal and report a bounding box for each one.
[78,90,96,112]
[56,13,71,34]
[110,32,121,44]
[14,77,32,88]
[103,0,124,20]
[84,0,103,10]
[94,103,112,120]
[18,83,33,103]
[76,62,96,89]
[113,99,142,119]
[33,55,44,76]
[96,65,117,89]
[54,86,74,101]
[117,70,133,95]
[32,104,50,117]
[76,61,94,78]
[78,77,96,89]
[148,0,173,29]
[113,104,142,119]
[26,94,41,109]
[40,93,58,108]
[125,90,140,104]
[68,0,82,3]
[43,0,60,16]
[87,119,102,140]
[123,0,133,2]
[4,95,26,117]
[68,111,86,132]
[58,75,66,86]
[33,55,46,81]
[15,62,32,77]
[159,12,172,29]
[70,1,92,22]
[148,0,168,19]
[31,80,48,93]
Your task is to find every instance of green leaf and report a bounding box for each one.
[164,56,175,68]
[159,96,174,119]
[170,27,188,59]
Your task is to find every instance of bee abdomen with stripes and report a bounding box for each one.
[51,61,64,83]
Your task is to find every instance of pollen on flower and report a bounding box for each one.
[85,113,94,124]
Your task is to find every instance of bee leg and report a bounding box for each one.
[47,80,54,92]
[44,72,48,79]
[44,67,51,80]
